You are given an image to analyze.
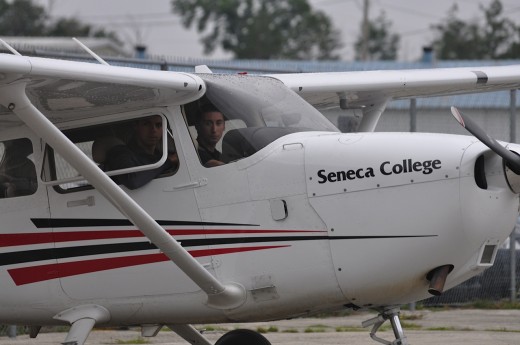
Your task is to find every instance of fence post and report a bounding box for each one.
[510,89,518,303]
[7,325,16,339]
[409,98,417,132]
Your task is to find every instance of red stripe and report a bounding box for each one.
[7,245,288,285]
[0,231,142,247]
[0,233,56,247]
[0,229,324,247]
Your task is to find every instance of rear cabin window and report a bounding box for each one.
[0,138,37,198]
[42,115,178,191]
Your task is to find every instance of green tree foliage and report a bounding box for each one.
[432,0,520,60]
[47,18,119,41]
[0,0,117,40]
[354,10,399,61]
[0,0,47,36]
[171,0,342,60]
[47,18,92,37]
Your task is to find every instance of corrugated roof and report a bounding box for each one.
[3,36,131,57]
[154,56,520,73]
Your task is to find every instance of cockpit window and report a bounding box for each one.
[183,74,338,164]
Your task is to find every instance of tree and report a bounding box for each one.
[504,27,520,58]
[171,0,342,60]
[0,0,47,36]
[47,18,94,37]
[354,10,399,61]
[0,0,118,42]
[47,18,119,41]
[431,0,519,60]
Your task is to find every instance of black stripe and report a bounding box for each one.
[472,71,488,84]
[330,235,435,239]
[0,242,156,266]
[0,235,435,266]
[30,218,258,229]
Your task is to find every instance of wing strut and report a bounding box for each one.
[358,98,389,132]
[0,82,245,310]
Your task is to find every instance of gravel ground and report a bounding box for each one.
[1,309,520,345]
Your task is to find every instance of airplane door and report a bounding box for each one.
[0,135,62,306]
[43,113,204,300]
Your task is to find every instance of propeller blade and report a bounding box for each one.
[451,106,520,174]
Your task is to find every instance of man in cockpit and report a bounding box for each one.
[195,103,226,167]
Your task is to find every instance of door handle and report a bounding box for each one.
[165,178,208,191]
[67,196,95,207]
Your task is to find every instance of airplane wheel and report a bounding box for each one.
[215,329,271,345]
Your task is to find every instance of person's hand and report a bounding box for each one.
[168,152,179,167]
[204,159,225,167]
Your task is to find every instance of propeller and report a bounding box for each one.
[451,106,520,175]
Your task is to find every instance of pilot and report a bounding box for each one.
[104,115,178,189]
[195,103,226,167]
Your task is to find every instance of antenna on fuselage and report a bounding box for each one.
[72,37,110,66]
[0,38,22,56]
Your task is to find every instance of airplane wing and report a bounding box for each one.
[268,65,520,110]
[0,53,205,128]
[267,64,520,131]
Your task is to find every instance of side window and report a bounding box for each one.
[42,115,178,192]
[0,138,37,198]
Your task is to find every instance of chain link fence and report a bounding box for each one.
[423,249,520,305]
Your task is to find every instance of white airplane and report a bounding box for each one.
[0,39,519,345]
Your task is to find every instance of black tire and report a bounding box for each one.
[215,329,271,345]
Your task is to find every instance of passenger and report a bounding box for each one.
[104,115,178,189]
[196,103,226,167]
[0,138,37,197]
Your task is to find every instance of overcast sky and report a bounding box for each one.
[34,0,520,61]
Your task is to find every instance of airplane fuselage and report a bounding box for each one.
[0,117,517,326]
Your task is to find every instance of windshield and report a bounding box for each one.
[201,74,338,132]
[186,74,338,164]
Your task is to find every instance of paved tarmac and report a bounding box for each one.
[1,309,520,345]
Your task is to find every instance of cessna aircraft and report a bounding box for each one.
[0,38,519,345]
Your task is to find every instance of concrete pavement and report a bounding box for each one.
[1,309,519,344]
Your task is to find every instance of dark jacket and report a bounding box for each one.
[197,139,222,166]
[104,142,173,190]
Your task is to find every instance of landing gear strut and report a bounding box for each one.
[362,307,409,345]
